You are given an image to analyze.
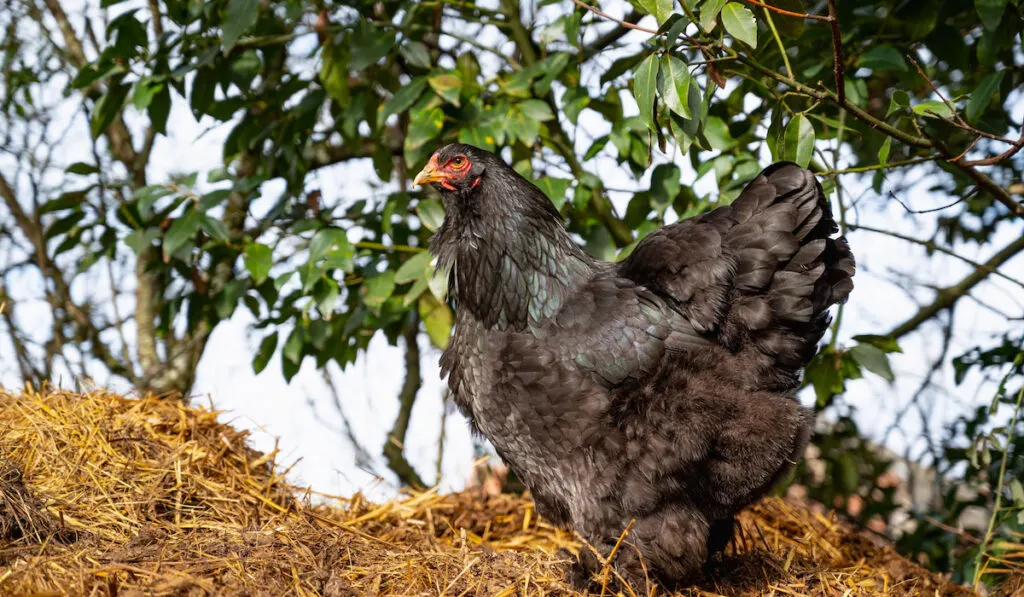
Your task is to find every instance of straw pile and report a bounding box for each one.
[0,387,1007,596]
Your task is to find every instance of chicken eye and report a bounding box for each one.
[451,156,466,168]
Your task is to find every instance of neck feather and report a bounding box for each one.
[430,189,592,331]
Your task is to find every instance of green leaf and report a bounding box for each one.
[90,79,130,139]
[395,250,433,284]
[912,100,954,120]
[849,343,895,382]
[428,73,462,106]
[721,3,757,48]
[162,210,202,260]
[518,99,555,121]
[44,210,86,242]
[703,116,737,151]
[663,14,689,47]
[148,85,171,135]
[416,199,445,232]
[771,0,805,38]
[886,90,910,117]
[782,114,814,167]
[419,293,453,349]
[458,120,502,150]
[134,185,174,218]
[428,268,448,302]
[362,271,396,309]
[1012,478,1024,507]
[699,0,728,32]
[125,227,161,254]
[400,41,433,69]
[638,0,674,24]
[806,348,844,407]
[844,78,868,107]
[602,53,645,85]
[650,163,681,210]
[378,77,428,127]
[535,177,571,209]
[71,60,121,90]
[198,189,231,212]
[314,278,340,317]
[320,41,350,106]
[66,162,99,176]
[877,136,892,167]
[406,107,445,151]
[632,54,659,131]
[508,109,541,146]
[456,52,482,89]
[562,87,591,125]
[966,71,1005,123]
[658,55,691,119]
[215,279,245,319]
[857,45,907,72]
[244,243,273,283]
[310,228,351,262]
[404,276,430,307]
[535,52,571,96]
[323,245,354,271]
[199,215,230,243]
[282,328,303,364]
[190,67,216,115]
[222,0,259,52]
[131,78,164,111]
[252,333,278,374]
[976,0,1008,30]
[767,104,785,160]
[350,25,396,70]
[852,334,902,354]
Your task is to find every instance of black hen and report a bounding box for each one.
[415,144,854,590]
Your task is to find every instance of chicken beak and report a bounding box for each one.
[412,155,445,187]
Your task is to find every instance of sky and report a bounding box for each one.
[1,0,1022,503]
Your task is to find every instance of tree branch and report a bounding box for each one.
[826,0,844,106]
[742,0,831,21]
[383,312,427,488]
[580,9,643,61]
[850,224,1024,291]
[887,233,1024,339]
[0,171,135,382]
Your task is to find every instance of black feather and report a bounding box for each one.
[425,145,855,591]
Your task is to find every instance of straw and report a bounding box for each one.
[0,387,1013,596]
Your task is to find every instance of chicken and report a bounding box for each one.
[413,143,855,590]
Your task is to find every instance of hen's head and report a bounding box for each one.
[412,143,491,193]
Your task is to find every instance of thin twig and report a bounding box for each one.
[826,0,844,106]
[908,55,970,127]
[823,156,937,174]
[887,190,967,214]
[961,130,1024,166]
[973,359,1024,588]
[762,8,793,80]
[909,55,1018,145]
[923,516,981,544]
[742,0,831,21]
[571,0,658,35]
[850,224,1024,291]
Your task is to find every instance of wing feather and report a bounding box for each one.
[618,162,855,390]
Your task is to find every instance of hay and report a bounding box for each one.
[0,387,1003,596]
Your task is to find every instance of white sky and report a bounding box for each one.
[1,0,1022,502]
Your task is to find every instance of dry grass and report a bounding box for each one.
[0,386,1012,596]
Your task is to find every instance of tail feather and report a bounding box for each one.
[729,162,855,377]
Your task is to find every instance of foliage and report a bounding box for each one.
[1,0,1023,585]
